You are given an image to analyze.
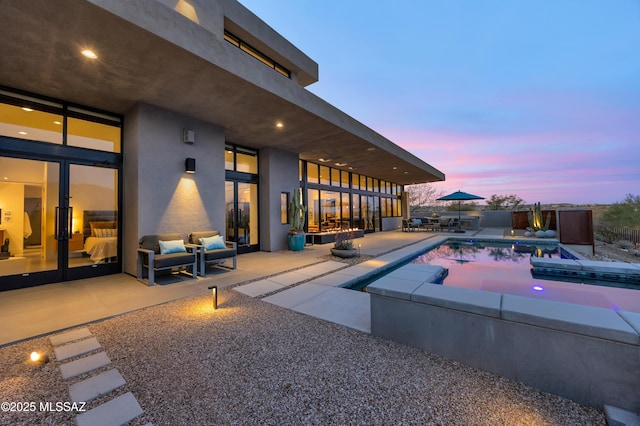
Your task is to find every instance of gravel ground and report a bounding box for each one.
[1,289,605,425]
[587,240,640,263]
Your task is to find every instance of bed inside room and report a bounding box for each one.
[81,210,118,263]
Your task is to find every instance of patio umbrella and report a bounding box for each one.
[436,190,485,232]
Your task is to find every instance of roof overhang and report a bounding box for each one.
[0,0,445,185]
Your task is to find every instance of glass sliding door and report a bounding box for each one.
[0,157,61,285]
[225,180,259,253]
[67,164,119,270]
[0,156,121,290]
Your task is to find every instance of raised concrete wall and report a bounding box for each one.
[479,210,513,228]
[369,276,640,412]
[123,102,225,275]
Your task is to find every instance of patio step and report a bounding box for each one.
[54,337,102,361]
[69,368,126,402]
[60,352,112,380]
[76,392,144,426]
[49,328,146,424]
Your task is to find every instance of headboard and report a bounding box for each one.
[82,210,118,238]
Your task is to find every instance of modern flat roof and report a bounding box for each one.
[0,0,445,185]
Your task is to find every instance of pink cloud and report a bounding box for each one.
[380,126,639,204]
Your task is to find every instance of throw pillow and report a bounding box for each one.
[159,239,187,255]
[199,235,226,250]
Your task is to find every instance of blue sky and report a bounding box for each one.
[239,0,640,204]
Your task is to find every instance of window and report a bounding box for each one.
[225,144,258,173]
[0,89,121,152]
[281,192,289,224]
[307,163,319,184]
[224,30,291,78]
[319,166,330,186]
[331,168,340,187]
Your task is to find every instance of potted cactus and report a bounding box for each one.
[287,188,307,251]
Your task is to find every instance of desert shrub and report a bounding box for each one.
[595,230,619,244]
[614,240,635,250]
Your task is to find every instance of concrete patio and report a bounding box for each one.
[1,228,451,347]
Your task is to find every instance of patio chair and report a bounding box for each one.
[438,218,453,231]
[188,231,237,276]
[137,233,197,285]
[403,219,420,232]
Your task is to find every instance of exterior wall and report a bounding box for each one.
[370,291,640,412]
[123,102,225,275]
[91,0,318,87]
[479,210,513,228]
[259,148,299,251]
[381,217,402,231]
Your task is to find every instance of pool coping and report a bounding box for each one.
[367,236,640,413]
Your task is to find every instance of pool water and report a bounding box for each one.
[410,240,640,313]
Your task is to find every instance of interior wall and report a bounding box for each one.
[0,183,25,256]
[123,102,225,275]
[259,147,299,251]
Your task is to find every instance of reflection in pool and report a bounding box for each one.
[409,240,640,313]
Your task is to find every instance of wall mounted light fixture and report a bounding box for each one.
[185,158,196,173]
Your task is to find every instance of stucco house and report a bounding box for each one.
[0,0,444,291]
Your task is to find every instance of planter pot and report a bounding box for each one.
[544,230,556,238]
[535,230,546,238]
[330,248,358,258]
[287,233,305,251]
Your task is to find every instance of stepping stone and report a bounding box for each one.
[60,352,111,380]
[49,327,93,346]
[76,392,143,426]
[69,369,126,403]
[54,337,101,361]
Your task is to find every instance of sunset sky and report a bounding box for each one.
[239,0,640,205]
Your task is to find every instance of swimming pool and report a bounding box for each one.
[364,239,640,313]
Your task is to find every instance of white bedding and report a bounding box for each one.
[84,236,117,262]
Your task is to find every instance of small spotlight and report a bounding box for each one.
[208,285,218,310]
[30,351,50,364]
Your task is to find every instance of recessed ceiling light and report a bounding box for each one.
[403,171,409,174]
[275,121,284,128]
[318,158,333,163]
[18,131,27,135]
[22,107,34,112]
[393,166,397,170]
[367,147,376,151]
[54,121,61,125]
[335,162,347,167]
[81,49,98,59]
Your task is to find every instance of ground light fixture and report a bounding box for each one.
[30,351,50,365]
[207,285,218,310]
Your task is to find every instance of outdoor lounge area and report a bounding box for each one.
[403,216,481,232]
[1,228,638,424]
